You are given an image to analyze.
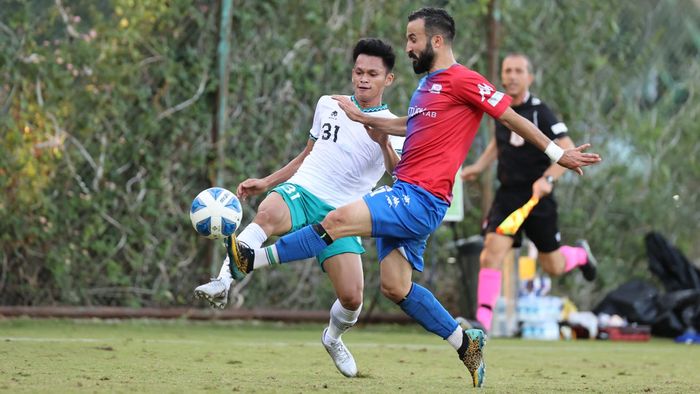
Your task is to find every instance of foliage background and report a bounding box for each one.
[1,0,698,312]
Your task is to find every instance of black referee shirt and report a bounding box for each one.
[495,93,568,188]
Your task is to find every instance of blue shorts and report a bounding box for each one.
[362,181,448,272]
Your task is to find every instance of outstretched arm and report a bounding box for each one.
[498,107,601,174]
[237,139,314,201]
[332,95,407,136]
[541,136,574,180]
[531,136,575,199]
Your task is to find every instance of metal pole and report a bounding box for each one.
[211,0,233,272]
[216,0,232,188]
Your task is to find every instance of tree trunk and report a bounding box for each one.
[480,0,501,215]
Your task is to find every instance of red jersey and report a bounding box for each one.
[394,64,511,202]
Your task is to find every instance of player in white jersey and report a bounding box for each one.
[194,38,403,378]
[285,94,402,208]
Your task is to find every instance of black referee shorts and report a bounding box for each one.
[482,187,561,253]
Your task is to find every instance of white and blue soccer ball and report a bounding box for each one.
[189,187,242,239]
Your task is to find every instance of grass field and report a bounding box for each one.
[1,318,698,393]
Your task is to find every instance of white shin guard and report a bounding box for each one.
[327,299,362,341]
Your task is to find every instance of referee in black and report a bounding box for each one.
[460,53,598,333]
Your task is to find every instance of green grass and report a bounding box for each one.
[1,319,698,393]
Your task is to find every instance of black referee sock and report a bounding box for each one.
[312,223,334,245]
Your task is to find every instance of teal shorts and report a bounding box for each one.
[271,183,364,269]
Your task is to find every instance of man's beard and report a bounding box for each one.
[411,42,435,74]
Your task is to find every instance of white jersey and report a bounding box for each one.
[287,95,404,208]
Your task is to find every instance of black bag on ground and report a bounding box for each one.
[595,233,700,337]
[593,279,660,325]
[645,232,700,292]
[592,280,700,337]
[652,289,700,337]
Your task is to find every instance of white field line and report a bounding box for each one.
[0,337,670,352]
[0,337,202,344]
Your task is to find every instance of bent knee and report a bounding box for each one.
[380,282,407,303]
[337,292,363,311]
[480,250,505,269]
[322,210,349,234]
[254,206,286,228]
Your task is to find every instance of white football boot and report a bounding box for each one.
[194,278,229,309]
[321,327,358,377]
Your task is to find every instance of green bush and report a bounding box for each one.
[1,0,697,310]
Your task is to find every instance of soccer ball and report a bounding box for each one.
[189,187,243,239]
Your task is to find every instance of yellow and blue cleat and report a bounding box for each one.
[458,328,486,388]
[224,235,254,280]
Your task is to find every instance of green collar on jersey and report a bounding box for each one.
[351,95,388,113]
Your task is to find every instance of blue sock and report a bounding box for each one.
[276,225,329,263]
[398,283,459,339]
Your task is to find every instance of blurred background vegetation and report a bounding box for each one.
[1,0,698,312]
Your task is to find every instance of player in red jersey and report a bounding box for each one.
[227,8,601,388]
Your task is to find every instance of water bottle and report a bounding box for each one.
[491,296,508,337]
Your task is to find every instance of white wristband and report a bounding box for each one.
[544,141,564,162]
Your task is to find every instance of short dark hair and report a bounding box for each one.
[504,52,534,74]
[408,7,455,42]
[352,38,396,72]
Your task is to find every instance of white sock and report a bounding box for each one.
[326,299,362,341]
[237,222,268,248]
[446,326,464,351]
[253,246,279,270]
[217,256,233,288]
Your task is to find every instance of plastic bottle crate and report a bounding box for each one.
[518,296,562,340]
